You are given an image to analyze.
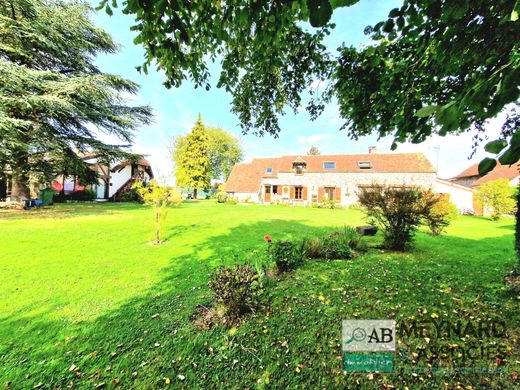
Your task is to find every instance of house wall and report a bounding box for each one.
[109,165,132,198]
[451,176,479,187]
[433,179,474,213]
[261,172,437,206]
[228,192,259,202]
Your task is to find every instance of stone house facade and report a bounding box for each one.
[223,150,437,207]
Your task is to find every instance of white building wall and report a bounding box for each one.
[433,179,474,213]
[109,165,132,198]
[261,172,436,206]
[228,192,259,202]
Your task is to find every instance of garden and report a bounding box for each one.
[0,200,518,389]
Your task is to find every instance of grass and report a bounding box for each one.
[0,201,518,389]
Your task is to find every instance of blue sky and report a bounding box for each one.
[90,0,501,181]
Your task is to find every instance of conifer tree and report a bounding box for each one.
[174,115,210,198]
[0,0,152,202]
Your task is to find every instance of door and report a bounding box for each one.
[96,182,105,199]
[264,185,271,202]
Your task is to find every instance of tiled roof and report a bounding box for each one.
[224,153,436,193]
[471,162,520,187]
[452,163,480,179]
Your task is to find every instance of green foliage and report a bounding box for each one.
[173,124,243,182]
[206,127,244,180]
[216,191,229,203]
[0,0,152,202]
[335,1,519,157]
[269,240,305,272]
[119,187,142,203]
[102,1,518,173]
[477,179,516,221]
[304,227,358,259]
[208,262,263,322]
[226,197,238,205]
[302,236,324,258]
[358,185,439,251]
[322,230,354,259]
[71,189,96,202]
[516,183,520,266]
[422,193,458,236]
[133,180,182,244]
[173,115,211,196]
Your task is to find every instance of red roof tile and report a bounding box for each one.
[471,162,520,187]
[224,153,436,193]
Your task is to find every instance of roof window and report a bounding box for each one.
[358,161,372,169]
[265,167,273,173]
[323,162,336,170]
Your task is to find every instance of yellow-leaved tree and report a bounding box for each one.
[134,180,183,244]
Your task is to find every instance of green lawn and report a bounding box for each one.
[0,201,518,389]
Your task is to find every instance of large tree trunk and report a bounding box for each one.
[193,188,197,199]
[11,172,31,203]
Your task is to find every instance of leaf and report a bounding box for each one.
[498,147,520,165]
[484,139,508,154]
[478,158,497,175]
[329,0,359,9]
[307,0,333,27]
[415,105,439,118]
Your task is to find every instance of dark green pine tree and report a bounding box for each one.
[174,114,210,199]
[0,0,152,202]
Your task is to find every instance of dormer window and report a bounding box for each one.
[323,162,336,170]
[292,162,306,175]
[358,161,372,169]
[265,167,273,174]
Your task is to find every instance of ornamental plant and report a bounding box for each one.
[358,185,428,251]
[133,180,182,244]
[208,262,263,323]
[422,194,458,236]
[270,240,305,273]
[477,179,516,221]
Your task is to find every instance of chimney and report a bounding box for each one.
[368,146,377,154]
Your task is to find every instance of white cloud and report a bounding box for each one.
[297,133,333,144]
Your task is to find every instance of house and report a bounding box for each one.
[451,162,520,188]
[1,155,153,202]
[53,155,154,201]
[223,148,437,206]
[433,178,475,214]
[449,161,519,215]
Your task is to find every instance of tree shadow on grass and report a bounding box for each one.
[0,219,518,389]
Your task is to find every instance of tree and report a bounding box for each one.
[0,0,152,203]
[133,180,182,244]
[207,127,244,181]
[477,179,516,221]
[102,1,518,160]
[174,115,211,198]
[307,146,321,156]
[172,123,243,184]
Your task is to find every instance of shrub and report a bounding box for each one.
[208,262,263,322]
[477,178,516,221]
[358,185,429,251]
[216,191,228,203]
[303,236,324,258]
[70,189,96,201]
[270,240,304,272]
[323,231,353,259]
[422,193,458,236]
[133,180,183,244]
[119,187,142,203]
[226,197,238,205]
